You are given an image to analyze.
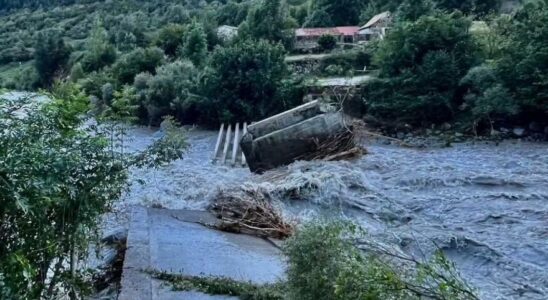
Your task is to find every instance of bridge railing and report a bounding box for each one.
[212,122,248,167]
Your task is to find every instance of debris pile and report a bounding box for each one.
[209,188,295,239]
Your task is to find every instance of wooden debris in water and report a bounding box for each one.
[294,127,365,162]
[209,189,295,239]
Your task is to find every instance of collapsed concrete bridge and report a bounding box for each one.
[240,100,355,173]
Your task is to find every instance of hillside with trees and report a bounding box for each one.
[0,0,544,133]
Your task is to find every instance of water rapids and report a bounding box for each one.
[117,127,547,300]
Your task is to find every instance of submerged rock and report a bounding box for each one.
[529,122,542,132]
[513,127,526,137]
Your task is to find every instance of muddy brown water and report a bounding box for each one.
[116,127,547,300]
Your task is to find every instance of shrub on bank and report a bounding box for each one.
[283,221,479,300]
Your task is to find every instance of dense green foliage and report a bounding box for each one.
[239,0,294,47]
[202,39,292,124]
[310,0,366,26]
[317,34,337,51]
[365,12,480,125]
[1,1,545,297]
[283,221,478,300]
[0,0,543,131]
[34,30,71,87]
[111,47,164,85]
[182,21,208,67]
[80,21,117,73]
[0,86,187,298]
[137,60,201,125]
[496,0,548,120]
[363,1,547,131]
[0,93,127,299]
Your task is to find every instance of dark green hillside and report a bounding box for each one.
[0,0,544,135]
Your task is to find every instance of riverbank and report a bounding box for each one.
[367,124,548,149]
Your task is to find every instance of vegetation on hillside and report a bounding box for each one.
[1,0,540,133]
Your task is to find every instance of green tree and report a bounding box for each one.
[69,62,85,82]
[34,30,71,87]
[283,221,478,300]
[216,1,250,26]
[240,0,292,45]
[397,0,436,22]
[460,65,518,133]
[165,4,191,24]
[303,9,334,27]
[310,0,365,26]
[365,12,480,125]
[0,93,126,299]
[112,47,164,85]
[0,86,187,298]
[80,20,117,72]
[144,60,201,124]
[434,0,501,16]
[182,21,208,67]
[201,39,288,124]
[156,24,185,57]
[317,34,337,51]
[496,1,548,121]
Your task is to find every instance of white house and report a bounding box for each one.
[358,11,392,42]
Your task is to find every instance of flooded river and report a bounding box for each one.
[118,127,547,300]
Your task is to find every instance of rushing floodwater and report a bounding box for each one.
[118,127,547,300]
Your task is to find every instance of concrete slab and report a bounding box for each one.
[242,110,351,173]
[119,207,285,300]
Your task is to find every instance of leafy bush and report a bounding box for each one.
[303,9,334,27]
[2,64,40,91]
[0,83,190,297]
[314,47,375,76]
[80,22,117,72]
[182,21,207,67]
[201,39,288,124]
[141,60,200,125]
[80,70,114,100]
[0,94,127,299]
[495,1,548,121]
[460,65,517,133]
[309,0,365,26]
[69,62,85,82]
[133,116,188,168]
[283,221,479,300]
[112,47,164,85]
[365,12,480,126]
[325,64,345,76]
[155,24,185,57]
[317,34,337,51]
[239,0,294,48]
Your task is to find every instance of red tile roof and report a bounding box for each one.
[336,26,361,35]
[295,26,360,37]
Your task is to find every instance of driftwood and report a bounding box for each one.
[293,128,363,162]
[209,189,295,239]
